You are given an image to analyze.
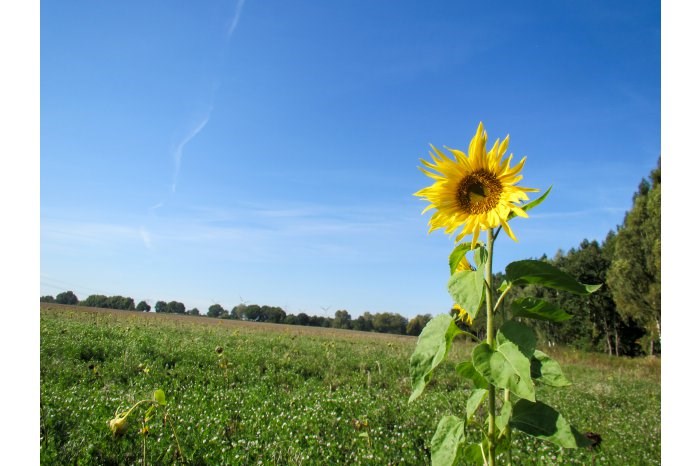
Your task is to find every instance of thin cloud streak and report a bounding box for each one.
[226,0,246,38]
[172,110,211,192]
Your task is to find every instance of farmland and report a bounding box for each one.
[40,304,660,465]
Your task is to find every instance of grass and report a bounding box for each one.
[40,304,660,465]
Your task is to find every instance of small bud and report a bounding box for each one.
[108,415,129,437]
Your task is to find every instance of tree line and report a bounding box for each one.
[40,291,429,336]
[41,160,660,355]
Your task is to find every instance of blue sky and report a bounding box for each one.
[40,0,660,319]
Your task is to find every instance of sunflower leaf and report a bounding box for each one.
[511,297,573,322]
[430,415,465,466]
[409,315,465,402]
[510,399,591,448]
[505,260,601,295]
[472,341,536,402]
[448,243,472,275]
[447,266,485,321]
[508,185,553,220]
[455,360,489,389]
[497,320,537,359]
[531,350,571,387]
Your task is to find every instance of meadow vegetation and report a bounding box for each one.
[40,304,659,465]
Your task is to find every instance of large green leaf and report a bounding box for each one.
[511,297,572,322]
[430,415,465,466]
[530,350,571,387]
[496,400,512,433]
[447,267,485,321]
[461,441,487,465]
[505,260,601,295]
[496,320,537,359]
[465,388,488,422]
[409,315,465,402]
[449,243,471,275]
[472,342,535,402]
[455,360,489,389]
[510,399,591,448]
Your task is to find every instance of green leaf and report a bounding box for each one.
[462,441,487,465]
[449,243,472,275]
[510,399,591,448]
[511,297,572,322]
[472,342,535,402]
[455,360,489,389]
[507,185,552,220]
[447,267,485,321]
[153,389,166,406]
[496,320,537,359]
[506,260,601,295]
[430,415,465,466]
[409,315,465,402]
[496,400,512,433]
[473,245,488,268]
[466,388,488,422]
[531,350,571,387]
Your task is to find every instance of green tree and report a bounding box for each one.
[40,295,55,303]
[166,301,186,314]
[333,310,352,329]
[82,294,109,308]
[406,314,432,336]
[56,290,79,305]
[608,161,661,355]
[136,301,151,312]
[296,312,310,326]
[371,312,407,335]
[188,307,200,316]
[207,304,226,318]
[154,301,168,313]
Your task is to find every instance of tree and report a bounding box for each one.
[283,314,298,325]
[608,161,661,355]
[351,312,374,332]
[154,301,168,313]
[136,301,151,312]
[371,312,407,335]
[208,304,226,318]
[406,314,432,336]
[188,308,200,316]
[56,291,79,305]
[296,312,310,326]
[40,295,55,303]
[333,310,352,329]
[167,301,186,314]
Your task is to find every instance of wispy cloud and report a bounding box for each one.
[226,0,246,38]
[139,227,152,249]
[171,109,212,192]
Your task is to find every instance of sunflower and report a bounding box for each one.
[415,122,537,248]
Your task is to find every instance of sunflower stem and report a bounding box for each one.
[485,229,497,466]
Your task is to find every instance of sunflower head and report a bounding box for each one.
[415,122,537,248]
[451,304,473,325]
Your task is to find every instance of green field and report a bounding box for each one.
[40,304,660,465]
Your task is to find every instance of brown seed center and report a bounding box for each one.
[456,170,503,214]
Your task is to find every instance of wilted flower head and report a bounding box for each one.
[108,414,129,437]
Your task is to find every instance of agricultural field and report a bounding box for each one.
[40,304,660,465]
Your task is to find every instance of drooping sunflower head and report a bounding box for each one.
[415,122,538,248]
[451,304,473,325]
